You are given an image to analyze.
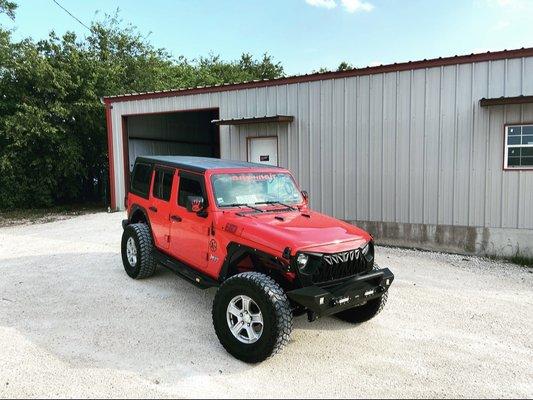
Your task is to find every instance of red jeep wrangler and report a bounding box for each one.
[121,156,394,363]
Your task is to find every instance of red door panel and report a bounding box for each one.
[149,168,175,250]
[169,172,210,270]
[170,212,209,269]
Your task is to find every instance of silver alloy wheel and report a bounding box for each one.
[126,237,138,267]
[226,295,264,344]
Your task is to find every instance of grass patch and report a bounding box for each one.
[507,254,533,268]
[0,204,106,227]
[487,254,533,268]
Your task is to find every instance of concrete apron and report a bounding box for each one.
[348,220,533,259]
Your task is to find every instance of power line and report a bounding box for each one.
[51,0,91,31]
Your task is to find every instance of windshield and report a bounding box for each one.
[211,172,303,207]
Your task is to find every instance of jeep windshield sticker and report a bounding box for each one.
[235,194,259,204]
[230,174,275,181]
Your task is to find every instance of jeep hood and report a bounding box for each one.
[223,209,371,255]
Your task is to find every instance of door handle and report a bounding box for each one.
[170,215,182,222]
[149,206,158,213]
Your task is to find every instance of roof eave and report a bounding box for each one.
[103,47,533,104]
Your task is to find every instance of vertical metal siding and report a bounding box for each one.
[332,79,345,218]
[382,72,397,223]
[395,71,411,223]
[309,81,321,211]
[469,61,489,227]
[356,75,371,221]
[110,57,533,230]
[424,67,441,225]
[409,69,426,224]
[344,77,358,220]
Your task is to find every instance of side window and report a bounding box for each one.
[505,125,533,169]
[131,163,152,198]
[152,168,174,201]
[178,176,204,207]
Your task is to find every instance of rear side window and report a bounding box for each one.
[152,168,174,201]
[178,176,204,207]
[131,163,152,198]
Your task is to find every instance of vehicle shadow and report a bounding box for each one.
[292,314,359,331]
[0,251,355,383]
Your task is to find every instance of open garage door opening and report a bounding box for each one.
[122,108,220,184]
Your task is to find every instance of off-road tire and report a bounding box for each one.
[334,290,388,323]
[212,272,293,363]
[121,223,156,279]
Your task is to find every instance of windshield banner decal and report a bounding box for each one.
[231,174,275,181]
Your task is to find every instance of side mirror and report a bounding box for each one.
[301,190,309,204]
[186,196,205,213]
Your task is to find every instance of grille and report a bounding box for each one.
[312,248,371,284]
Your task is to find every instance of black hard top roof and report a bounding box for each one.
[136,156,283,173]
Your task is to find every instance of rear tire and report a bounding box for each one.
[212,272,293,363]
[334,291,388,323]
[121,223,156,279]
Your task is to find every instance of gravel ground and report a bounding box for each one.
[0,212,532,399]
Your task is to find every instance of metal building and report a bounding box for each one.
[104,48,533,258]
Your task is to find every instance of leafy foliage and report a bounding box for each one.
[0,10,284,209]
[314,61,354,73]
[337,61,354,71]
[0,0,16,20]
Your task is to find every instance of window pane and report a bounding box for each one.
[508,147,521,157]
[178,177,203,207]
[508,126,521,135]
[505,125,533,168]
[508,157,520,166]
[522,135,533,145]
[152,170,160,198]
[521,157,533,167]
[522,147,533,157]
[131,163,152,196]
[161,171,173,200]
[153,169,173,201]
[522,125,533,135]
[508,136,521,145]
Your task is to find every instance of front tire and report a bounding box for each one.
[121,223,156,279]
[212,272,293,363]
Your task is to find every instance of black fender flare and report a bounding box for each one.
[126,204,154,234]
[219,242,290,281]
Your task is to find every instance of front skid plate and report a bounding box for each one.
[286,268,394,317]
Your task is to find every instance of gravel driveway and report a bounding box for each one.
[0,212,532,398]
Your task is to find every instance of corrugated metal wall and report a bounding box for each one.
[110,56,533,230]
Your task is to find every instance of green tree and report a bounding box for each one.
[0,8,285,209]
[337,61,354,71]
[0,0,16,19]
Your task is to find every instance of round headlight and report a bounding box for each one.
[296,253,309,268]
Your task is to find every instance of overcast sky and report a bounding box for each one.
[2,0,533,75]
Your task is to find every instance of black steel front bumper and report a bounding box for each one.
[286,267,394,318]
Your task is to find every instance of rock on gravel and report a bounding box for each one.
[0,212,532,398]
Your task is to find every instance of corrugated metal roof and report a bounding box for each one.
[103,47,533,103]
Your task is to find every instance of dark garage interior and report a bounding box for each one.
[123,108,220,173]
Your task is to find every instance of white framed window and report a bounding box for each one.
[504,124,533,170]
